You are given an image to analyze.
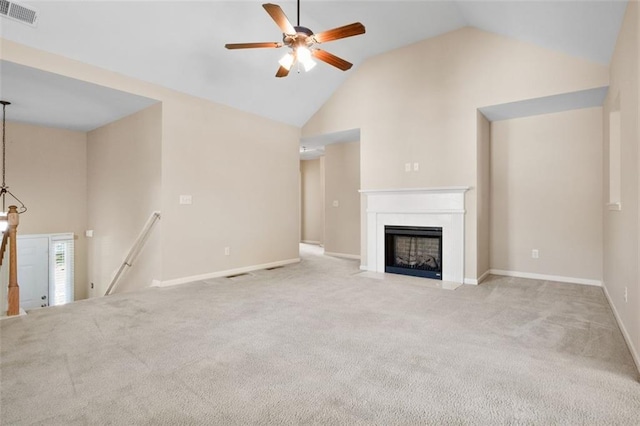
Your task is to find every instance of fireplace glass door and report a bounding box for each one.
[385,226,443,279]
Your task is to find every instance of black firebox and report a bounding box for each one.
[385,226,443,279]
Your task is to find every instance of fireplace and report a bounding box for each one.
[360,187,469,284]
[385,226,443,279]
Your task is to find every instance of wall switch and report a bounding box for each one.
[413,162,419,171]
[405,163,411,172]
[532,249,539,259]
[624,286,628,303]
[332,200,339,207]
[224,247,230,256]
[179,195,192,205]
[85,230,94,238]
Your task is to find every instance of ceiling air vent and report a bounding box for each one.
[0,0,38,27]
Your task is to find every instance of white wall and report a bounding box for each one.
[490,108,603,282]
[87,104,162,295]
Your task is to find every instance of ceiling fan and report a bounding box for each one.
[225,1,365,78]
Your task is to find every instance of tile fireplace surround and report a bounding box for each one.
[360,187,470,284]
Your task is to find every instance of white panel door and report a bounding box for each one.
[18,237,49,310]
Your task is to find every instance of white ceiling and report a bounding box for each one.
[0,60,159,131]
[0,1,628,130]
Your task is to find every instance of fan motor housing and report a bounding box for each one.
[284,26,314,46]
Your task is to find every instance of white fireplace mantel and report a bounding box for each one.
[359,187,470,284]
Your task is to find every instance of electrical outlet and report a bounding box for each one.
[413,162,419,171]
[224,247,230,256]
[332,200,339,207]
[405,163,411,172]
[532,249,539,259]
[624,286,628,303]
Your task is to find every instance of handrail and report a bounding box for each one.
[6,206,19,315]
[104,211,161,296]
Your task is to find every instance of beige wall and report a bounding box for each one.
[603,0,640,369]
[87,104,162,295]
[300,158,323,244]
[1,39,301,287]
[476,113,491,279]
[491,108,603,281]
[6,122,88,300]
[324,142,360,257]
[302,27,608,280]
[161,98,300,282]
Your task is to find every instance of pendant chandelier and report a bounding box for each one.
[0,101,27,215]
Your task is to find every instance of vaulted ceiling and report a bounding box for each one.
[0,1,629,129]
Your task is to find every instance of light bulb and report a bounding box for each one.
[279,52,295,70]
[303,58,316,72]
[296,46,316,72]
[296,46,312,63]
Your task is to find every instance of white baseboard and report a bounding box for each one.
[301,240,321,245]
[156,258,301,288]
[489,269,602,287]
[464,270,490,285]
[324,251,360,260]
[602,284,640,375]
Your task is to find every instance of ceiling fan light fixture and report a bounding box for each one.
[295,45,316,72]
[302,58,316,72]
[279,52,295,70]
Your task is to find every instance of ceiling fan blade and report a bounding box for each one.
[312,22,365,44]
[225,42,282,49]
[276,65,290,78]
[312,49,353,71]
[263,3,296,35]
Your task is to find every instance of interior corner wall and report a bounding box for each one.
[603,0,640,370]
[300,158,324,245]
[301,27,609,281]
[476,112,491,280]
[87,103,162,295]
[5,122,88,300]
[490,108,603,282]
[1,39,302,288]
[324,141,361,257]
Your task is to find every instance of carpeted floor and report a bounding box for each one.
[1,244,639,425]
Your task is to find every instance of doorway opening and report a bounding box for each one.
[16,233,74,310]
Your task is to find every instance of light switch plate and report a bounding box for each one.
[179,195,192,205]
[405,163,411,172]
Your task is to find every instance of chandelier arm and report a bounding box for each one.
[4,189,27,214]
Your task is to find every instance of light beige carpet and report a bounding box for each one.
[1,244,639,425]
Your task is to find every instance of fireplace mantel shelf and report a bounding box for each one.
[359,187,470,195]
